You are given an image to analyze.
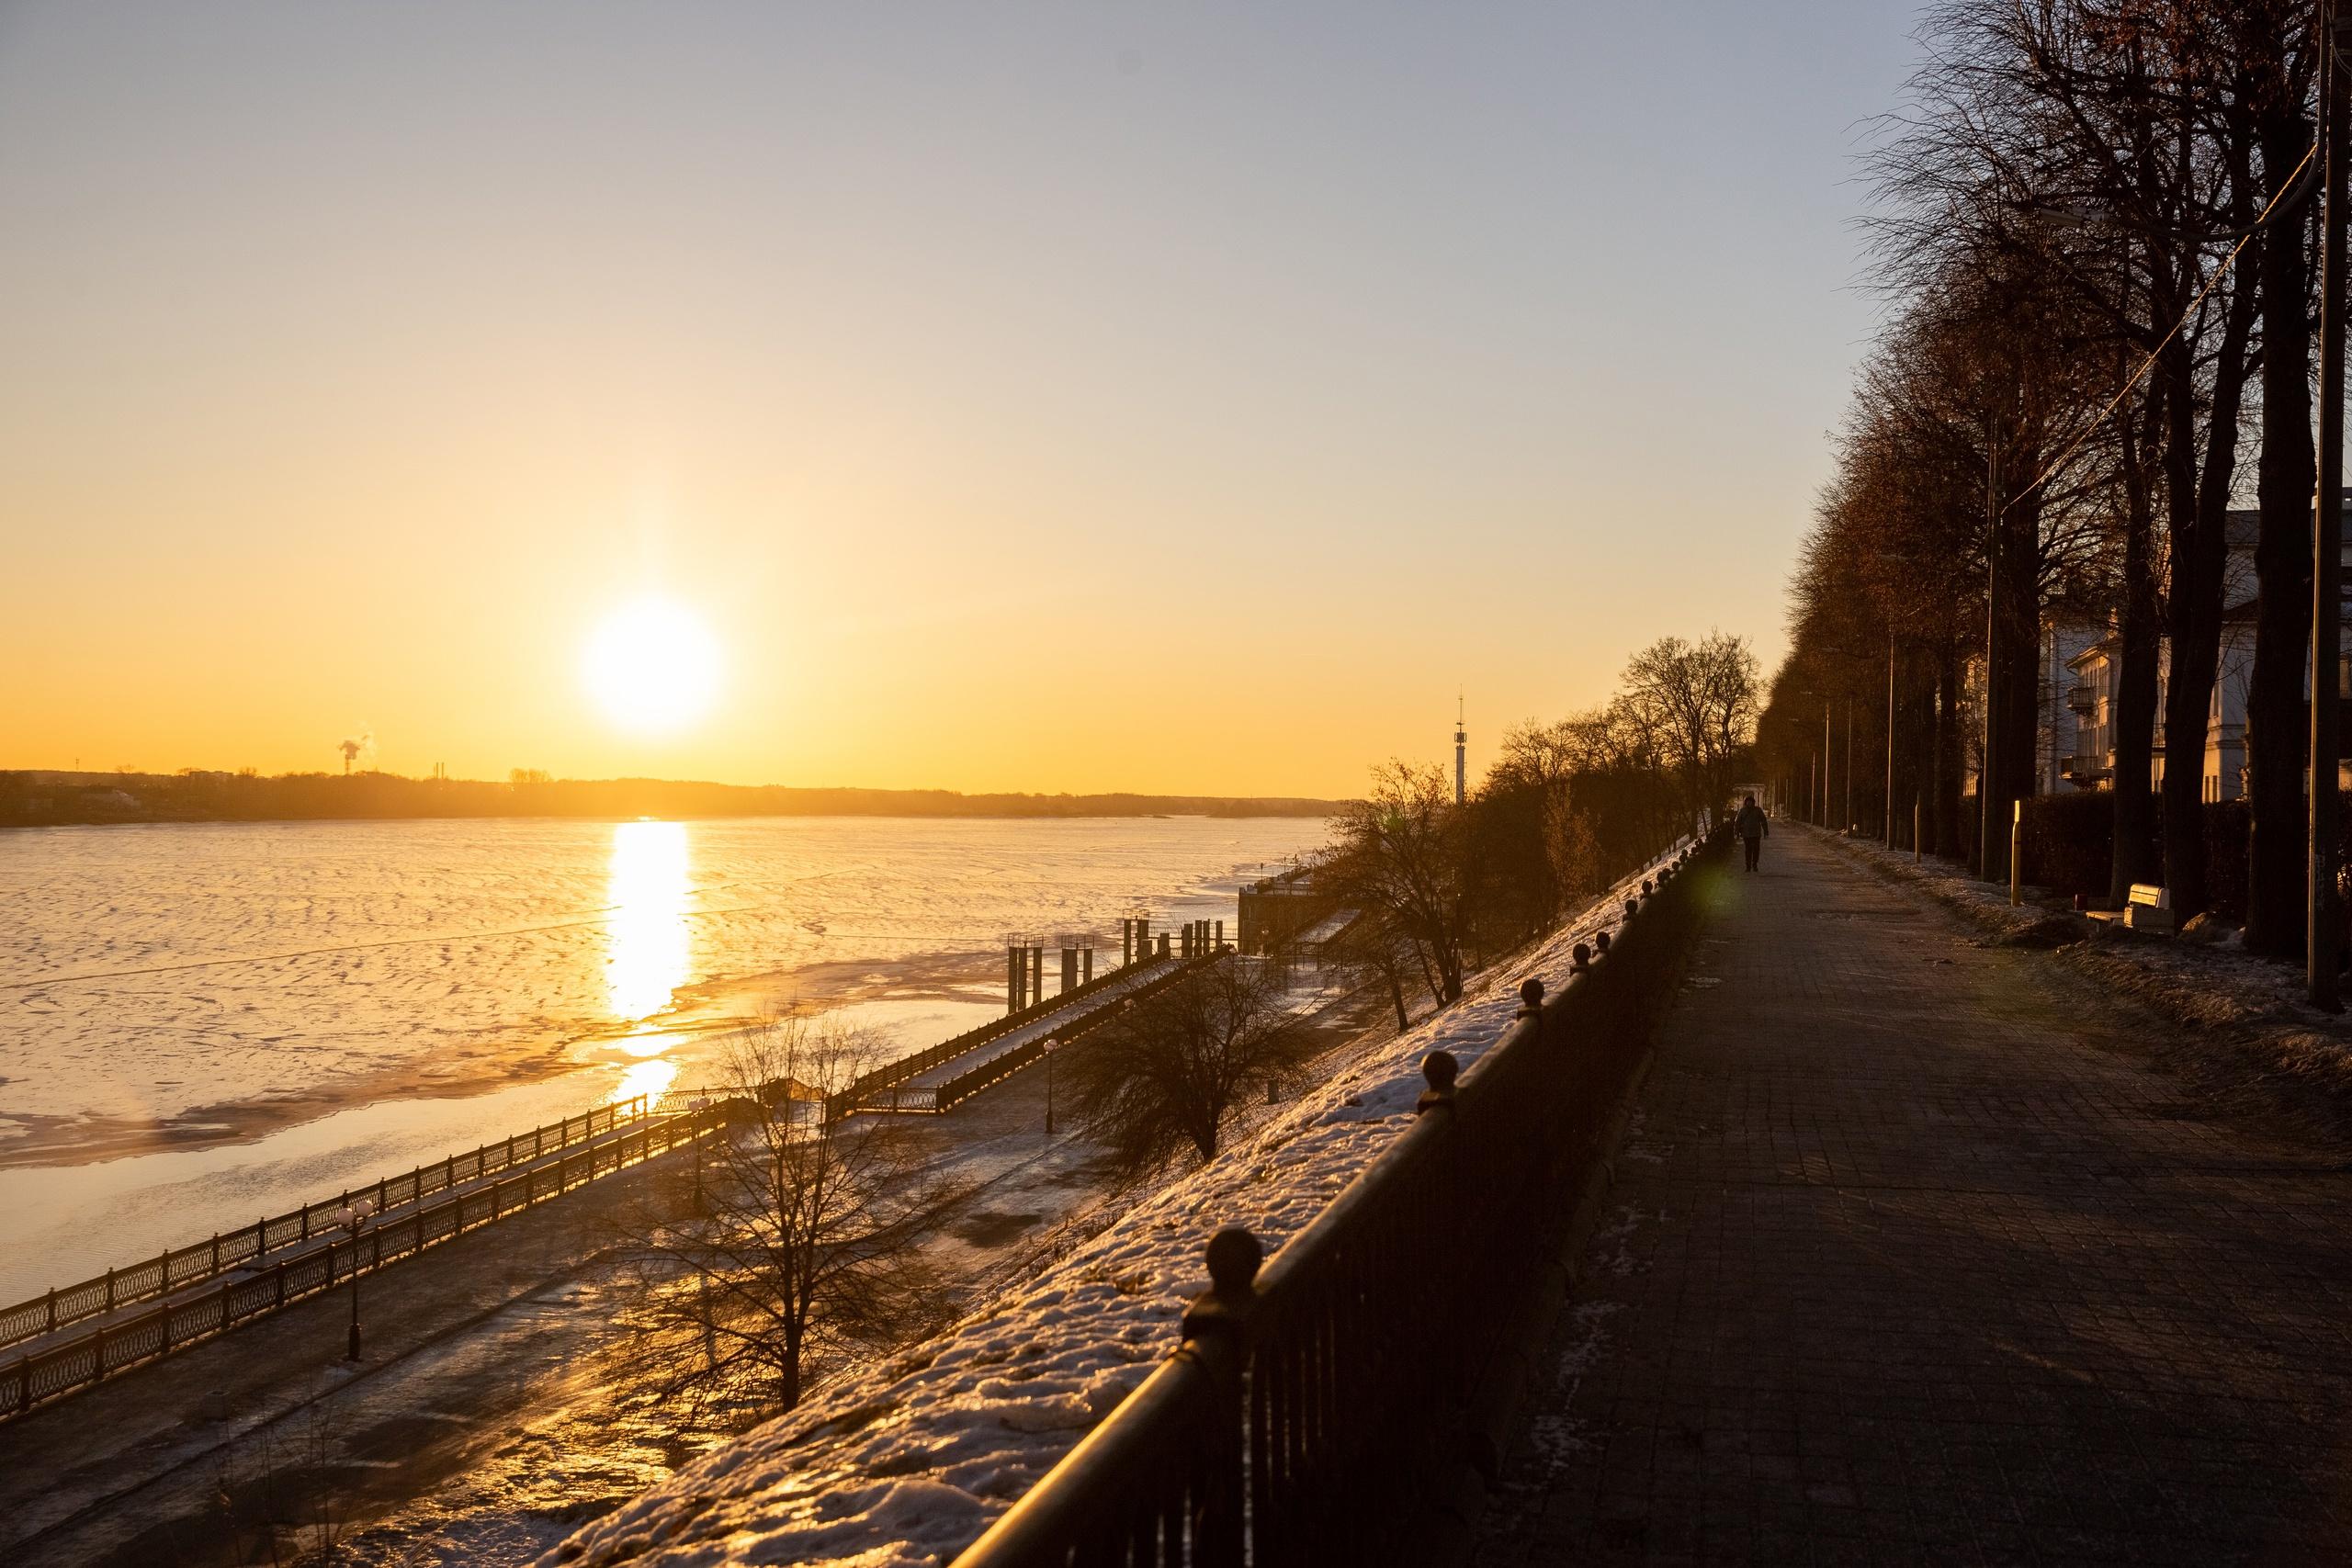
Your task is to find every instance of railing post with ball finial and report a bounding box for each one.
[1182,1226,1260,1568]
[1417,1050,1460,1115]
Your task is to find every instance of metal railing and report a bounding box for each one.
[0,1096,655,1356]
[829,954,1177,1120]
[849,956,1216,1115]
[927,957,1214,1110]
[951,831,1724,1567]
[0,1095,718,1422]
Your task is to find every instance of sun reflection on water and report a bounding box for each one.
[605,819,693,1025]
[613,1054,680,1107]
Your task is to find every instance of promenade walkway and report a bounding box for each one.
[1474,829,2352,1566]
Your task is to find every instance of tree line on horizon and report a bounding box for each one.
[1321,633,1758,1024]
[1763,0,2332,948]
[0,768,1343,827]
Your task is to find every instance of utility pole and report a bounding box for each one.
[2312,0,2350,1010]
[1885,634,1898,847]
[1844,696,1855,834]
[1822,702,1832,826]
[1984,431,2003,885]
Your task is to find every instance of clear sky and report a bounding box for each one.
[0,2,1918,798]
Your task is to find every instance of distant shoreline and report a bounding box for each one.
[0,769,1347,830]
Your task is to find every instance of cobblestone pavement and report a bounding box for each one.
[1472,829,2352,1566]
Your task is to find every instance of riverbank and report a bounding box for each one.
[542,849,1681,1568]
[0,977,1390,1567]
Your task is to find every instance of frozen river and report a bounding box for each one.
[0,814,1324,1299]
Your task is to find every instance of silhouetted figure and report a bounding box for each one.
[1736,794,1768,873]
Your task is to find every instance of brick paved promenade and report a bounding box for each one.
[1474,829,2352,1566]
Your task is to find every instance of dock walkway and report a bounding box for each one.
[1475,828,2352,1565]
[899,961,1171,1091]
[2,1101,701,1410]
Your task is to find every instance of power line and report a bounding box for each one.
[2006,141,2319,514]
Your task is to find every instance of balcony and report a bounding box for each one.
[2065,683,2098,715]
[2062,752,2113,783]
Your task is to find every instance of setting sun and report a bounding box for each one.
[582,597,724,737]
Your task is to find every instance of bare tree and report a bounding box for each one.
[1324,762,1471,1004]
[613,1017,964,1427]
[1618,633,1762,829]
[1062,954,1311,1173]
[1322,908,1420,1031]
[1542,783,1607,906]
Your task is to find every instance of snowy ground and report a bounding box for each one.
[0,1064,1133,1568]
[0,965,1387,1568]
[1818,828,2352,1109]
[542,847,1689,1568]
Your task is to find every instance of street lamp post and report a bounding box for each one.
[332,1196,376,1360]
[1845,695,1855,834]
[2314,0,2352,1010]
[1043,1037,1059,1135]
[1886,633,1898,848]
[1984,426,2004,886]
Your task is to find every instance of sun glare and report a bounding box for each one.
[583,598,723,736]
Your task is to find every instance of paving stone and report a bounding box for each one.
[1470,831,2352,1565]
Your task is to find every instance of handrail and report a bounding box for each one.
[0,1093,656,1354]
[0,1100,725,1422]
[951,829,1724,1567]
[929,955,1217,1111]
[844,955,1221,1115]
[826,956,1173,1120]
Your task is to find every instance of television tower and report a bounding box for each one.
[1453,693,1466,806]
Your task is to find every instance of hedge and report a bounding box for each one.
[2012,790,2352,922]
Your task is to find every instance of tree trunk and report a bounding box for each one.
[1936,643,1966,860]
[2158,496,2222,919]
[2158,256,2259,919]
[2108,388,2164,908]
[780,1328,803,1412]
[2246,104,2318,953]
[1990,491,2044,883]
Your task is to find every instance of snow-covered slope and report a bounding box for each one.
[545,847,1687,1568]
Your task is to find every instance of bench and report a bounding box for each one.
[2125,883,2174,933]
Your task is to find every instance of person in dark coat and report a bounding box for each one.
[1736,793,1769,872]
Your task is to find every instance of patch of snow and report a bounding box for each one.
[540,845,1691,1568]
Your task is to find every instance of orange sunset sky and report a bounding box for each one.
[0,3,1913,798]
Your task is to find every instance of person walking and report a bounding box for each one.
[1736,793,1769,873]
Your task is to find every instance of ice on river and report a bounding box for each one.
[0,815,1323,1297]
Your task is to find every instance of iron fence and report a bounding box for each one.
[829,953,1179,1120]
[928,957,1216,1111]
[950,830,1724,1568]
[0,1097,718,1422]
[0,1097,655,1355]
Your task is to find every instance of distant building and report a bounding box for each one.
[2059,499,2352,801]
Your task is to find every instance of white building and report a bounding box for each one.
[2061,502,2352,801]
